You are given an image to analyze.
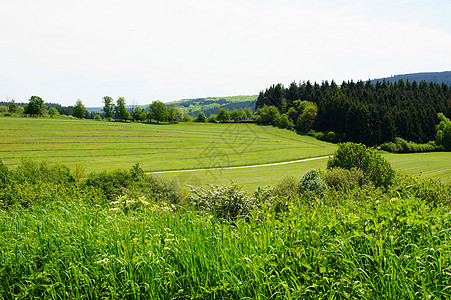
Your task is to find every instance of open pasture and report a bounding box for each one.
[0,118,336,173]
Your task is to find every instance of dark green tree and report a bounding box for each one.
[195,112,207,122]
[114,97,130,121]
[72,99,86,118]
[149,101,168,123]
[216,108,230,122]
[102,96,114,119]
[24,96,45,116]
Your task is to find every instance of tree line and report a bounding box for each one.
[256,79,451,145]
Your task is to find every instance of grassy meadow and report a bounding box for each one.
[0,117,336,173]
[1,116,451,299]
[1,117,450,191]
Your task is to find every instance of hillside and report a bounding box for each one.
[160,95,258,117]
[370,71,451,85]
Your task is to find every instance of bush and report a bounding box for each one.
[327,142,395,188]
[84,164,183,204]
[13,159,75,185]
[189,183,255,219]
[299,169,327,196]
[380,137,442,153]
[322,167,369,191]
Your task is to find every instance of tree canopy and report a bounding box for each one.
[114,97,130,121]
[24,96,45,116]
[149,101,168,123]
[72,99,86,118]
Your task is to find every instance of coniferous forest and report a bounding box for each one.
[256,80,451,146]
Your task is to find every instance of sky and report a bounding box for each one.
[1,0,450,107]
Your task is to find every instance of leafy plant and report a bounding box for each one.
[327,142,395,188]
[299,169,327,196]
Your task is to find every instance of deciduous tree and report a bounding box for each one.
[114,97,130,121]
[72,99,86,118]
[149,101,168,123]
[102,96,114,119]
[24,96,45,116]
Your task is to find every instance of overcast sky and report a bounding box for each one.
[1,0,450,107]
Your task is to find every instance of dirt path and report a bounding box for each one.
[148,156,330,174]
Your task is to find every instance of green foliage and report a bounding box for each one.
[296,102,318,132]
[207,114,217,122]
[257,80,450,145]
[182,113,194,122]
[164,95,258,118]
[102,96,114,119]
[229,108,247,121]
[322,167,369,191]
[0,160,10,189]
[436,112,451,150]
[195,112,206,122]
[94,114,101,120]
[84,165,183,204]
[24,95,45,116]
[13,159,75,185]
[149,100,168,123]
[278,113,294,128]
[256,105,280,125]
[48,106,60,117]
[299,169,327,196]
[1,187,450,298]
[328,142,395,188]
[114,97,130,121]
[380,137,442,153]
[7,101,21,115]
[189,183,255,219]
[216,108,230,122]
[167,105,182,124]
[72,99,86,118]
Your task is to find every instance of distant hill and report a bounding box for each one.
[370,71,451,85]
[145,95,258,117]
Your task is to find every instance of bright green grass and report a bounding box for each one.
[383,152,451,184]
[160,152,451,191]
[160,158,329,191]
[1,197,449,299]
[0,117,336,173]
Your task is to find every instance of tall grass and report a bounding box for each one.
[1,194,449,299]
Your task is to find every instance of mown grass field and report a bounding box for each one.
[160,152,451,191]
[0,117,336,173]
[1,117,450,190]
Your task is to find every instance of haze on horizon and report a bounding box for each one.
[1,0,450,107]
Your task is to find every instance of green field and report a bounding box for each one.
[160,152,451,191]
[1,117,450,190]
[0,117,336,173]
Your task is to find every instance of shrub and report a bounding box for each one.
[380,137,442,153]
[13,159,75,185]
[189,183,255,219]
[84,165,183,204]
[322,167,369,191]
[0,160,10,189]
[299,169,327,196]
[327,142,395,188]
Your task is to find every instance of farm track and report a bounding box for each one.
[150,156,330,174]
